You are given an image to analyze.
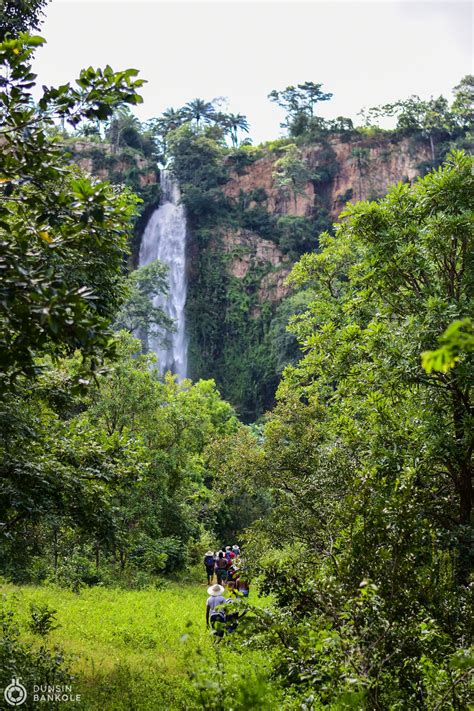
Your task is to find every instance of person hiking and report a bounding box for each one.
[232,544,240,557]
[203,550,215,585]
[226,563,238,592]
[215,551,228,585]
[234,570,250,598]
[224,587,247,634]
[225,546,235,562]
[206,584,227,638]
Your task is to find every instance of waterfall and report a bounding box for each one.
[138,169,188,379]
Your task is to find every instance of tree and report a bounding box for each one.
[366,95,453,160]
[113,260,174,343]
[350,146,371,199]
[268,81,333,119]
[451,74,474,129]
[268,81,333,136]
[0,33,144,391]
[183,98,216,127]
[288,150,472,527]
[105,106,143,154]
[219,112,250,147]
[272,144,313,209]
[157,107,188,133]
[0,328,239,580]
[166,123,229,220]
[216,151,473,708]
[360,83,469,163]
[0,0,49,39]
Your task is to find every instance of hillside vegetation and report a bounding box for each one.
[0,8,472,710]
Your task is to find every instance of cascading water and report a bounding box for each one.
[138,169,188,379]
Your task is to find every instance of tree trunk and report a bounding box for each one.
[53,527,58,572]
[451,388,472,525]
[458,463,472,525]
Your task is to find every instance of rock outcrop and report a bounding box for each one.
[70,140,158,188]
[221,134,430,309]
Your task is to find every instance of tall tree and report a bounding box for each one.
[220,112,250,147]
[268,81,333,136]
[272,144,313,209]
[0,33,144,390]
[113,260,174,344]
[451,74,474,129]
[184,98,216,127]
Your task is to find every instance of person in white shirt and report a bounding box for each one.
[205,584,227,632]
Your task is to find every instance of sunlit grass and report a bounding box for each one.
[1,581,279,710]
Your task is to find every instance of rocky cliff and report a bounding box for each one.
[225,135,429,219]
[185,131,433,419]
[68,139,160,262]
[220,134,430,308]
[70,140,158,188]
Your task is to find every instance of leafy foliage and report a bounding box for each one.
[0,334,239,582]
[0,0,49,39]
[210,152,473,708]
[0,34,144,390]
[113,260,173,342]
[360,76,474,166]
[422,318,474,374]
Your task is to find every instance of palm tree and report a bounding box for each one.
[184,98,216,127]
[157,107,187,134]
[106,107,141,154]
[225,113,250,147]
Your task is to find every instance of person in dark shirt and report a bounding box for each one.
[215,551,228,585]
[203,550,215,585]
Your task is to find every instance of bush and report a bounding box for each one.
[28,603,59,637]
[53,551,104,592]
[0,603,73,710]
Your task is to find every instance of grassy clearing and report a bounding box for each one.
[0,581,281,710]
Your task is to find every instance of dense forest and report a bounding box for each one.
[0,1,473,709]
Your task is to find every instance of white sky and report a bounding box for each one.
[33,0,473,144]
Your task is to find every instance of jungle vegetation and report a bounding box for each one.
[0,5,472,708]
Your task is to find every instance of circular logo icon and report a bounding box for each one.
[4,678,27,706]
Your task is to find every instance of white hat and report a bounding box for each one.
[207,584,225,596]
[232,545,239,551]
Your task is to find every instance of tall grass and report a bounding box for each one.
[0,581,282,710]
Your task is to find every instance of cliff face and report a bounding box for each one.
[323,135,429,216]
[221,134,430,305]
[70,140,158,188]
[68,140,160,266]
[225,135,429,220]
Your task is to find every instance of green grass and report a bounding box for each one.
[0,581,282,710]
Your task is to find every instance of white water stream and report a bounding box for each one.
[138,170,188,379]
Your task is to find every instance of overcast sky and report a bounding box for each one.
[33,0,473,143]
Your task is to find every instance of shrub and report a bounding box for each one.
[28,604,59,637]
[0,604,73,710]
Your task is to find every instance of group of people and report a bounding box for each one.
[203,545,249,594]
[204,544,250,637]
